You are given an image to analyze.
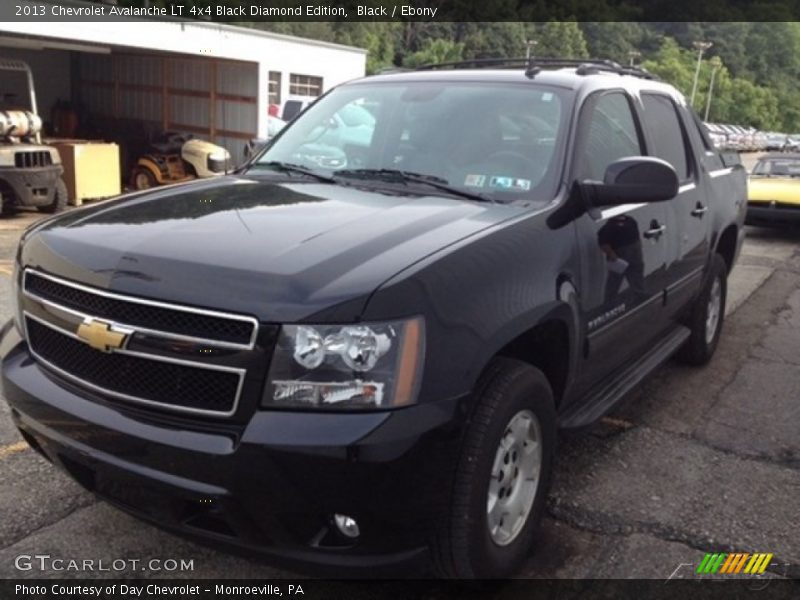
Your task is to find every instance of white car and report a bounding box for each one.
[267,115,287,139]
[704,123,727,149]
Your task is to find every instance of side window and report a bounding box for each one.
[688,111,725,171]
[641,94,691,181]
[580,92,643,181]
[691,113,714,152]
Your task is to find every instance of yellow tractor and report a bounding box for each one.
[129,131,231,190]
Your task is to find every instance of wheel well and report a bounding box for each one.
[716,225,738,274]
[496,320,569,406]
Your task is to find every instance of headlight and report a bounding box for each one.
[208,150,230,162]
[206,150,231,173]
[263,317,424,410]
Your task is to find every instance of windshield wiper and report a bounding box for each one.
[254,161,336,183]
[334,168,495,203]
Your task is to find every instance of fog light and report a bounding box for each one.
[333,514,360,539]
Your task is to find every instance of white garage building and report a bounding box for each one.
[0,17,367,163]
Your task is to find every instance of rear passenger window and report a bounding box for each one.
[691,114,714,151]
[641,94,691,181]
[580,92,643,181]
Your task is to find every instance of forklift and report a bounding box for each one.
[0,58,68,214]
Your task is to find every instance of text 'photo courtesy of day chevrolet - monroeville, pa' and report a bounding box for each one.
[0,2,797,599]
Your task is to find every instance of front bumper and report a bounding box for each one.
[0,322,465,574]
[746,203,800,226]
[0,165,63,208]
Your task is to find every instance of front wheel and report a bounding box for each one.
[38,177,68,213]
[432,358,556,578]
[0,186,14,216]
[677,253,728,366]
[129,167,157,190]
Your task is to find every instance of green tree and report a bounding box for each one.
[402,39,465,68]
[641,37,697,98]
[407,23,458,53]
[532,21,589,58]
[581,22,646,64]
[643,37,781,129]
[457,22,528,59]
[248,22,337,42]
[726,78,780,129]
[770,81,800,132]
[741,22,800,87]
[334,22,401,74]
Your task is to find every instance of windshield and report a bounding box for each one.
[752,158,800,177]
[254,81,569,203]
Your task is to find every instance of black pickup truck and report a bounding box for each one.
[0,59,746,578]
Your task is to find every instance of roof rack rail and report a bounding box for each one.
[415,57,658,81]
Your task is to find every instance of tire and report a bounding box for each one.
[129,167,157,191]
[432,358,556,578]
[676,253,728,366]
[38,177,68,213]
[0,185,13,216]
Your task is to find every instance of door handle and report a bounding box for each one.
[691,203,708,217]
[643,223,666,239]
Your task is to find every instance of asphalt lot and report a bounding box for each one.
[0,155,797,580]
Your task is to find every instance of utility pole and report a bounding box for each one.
[690,41,713,108]
[628,51,641,67]
[704,56,722,122]
[526,40,538,60]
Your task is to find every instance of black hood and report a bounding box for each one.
[22,176,527,322]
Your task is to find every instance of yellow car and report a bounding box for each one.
[747,153,800,226]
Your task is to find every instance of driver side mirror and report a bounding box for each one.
[581,157,678,206]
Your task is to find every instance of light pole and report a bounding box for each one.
[704,56,722,122]
[690,41,713,108]
[525,40,538,60]
[628,51,641,67]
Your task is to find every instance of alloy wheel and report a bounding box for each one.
[705,276,722,345]
[486,409,542,546]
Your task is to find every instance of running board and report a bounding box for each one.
[559,325,691,429]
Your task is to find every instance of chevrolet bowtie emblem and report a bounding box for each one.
[76,318,131,353]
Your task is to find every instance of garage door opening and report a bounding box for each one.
[77,52,258,171]
[0,21,366,204]
[1,42,258,190]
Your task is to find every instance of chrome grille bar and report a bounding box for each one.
[23,269,259,350]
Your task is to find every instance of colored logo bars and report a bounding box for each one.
[697,552,773,575]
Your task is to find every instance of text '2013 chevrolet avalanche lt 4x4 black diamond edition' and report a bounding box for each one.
[0,59,746,578]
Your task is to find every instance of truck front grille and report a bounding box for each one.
[14,151,52,168]
[21,269,264,418]
[26,318,241,415]
[25,271,256,346]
